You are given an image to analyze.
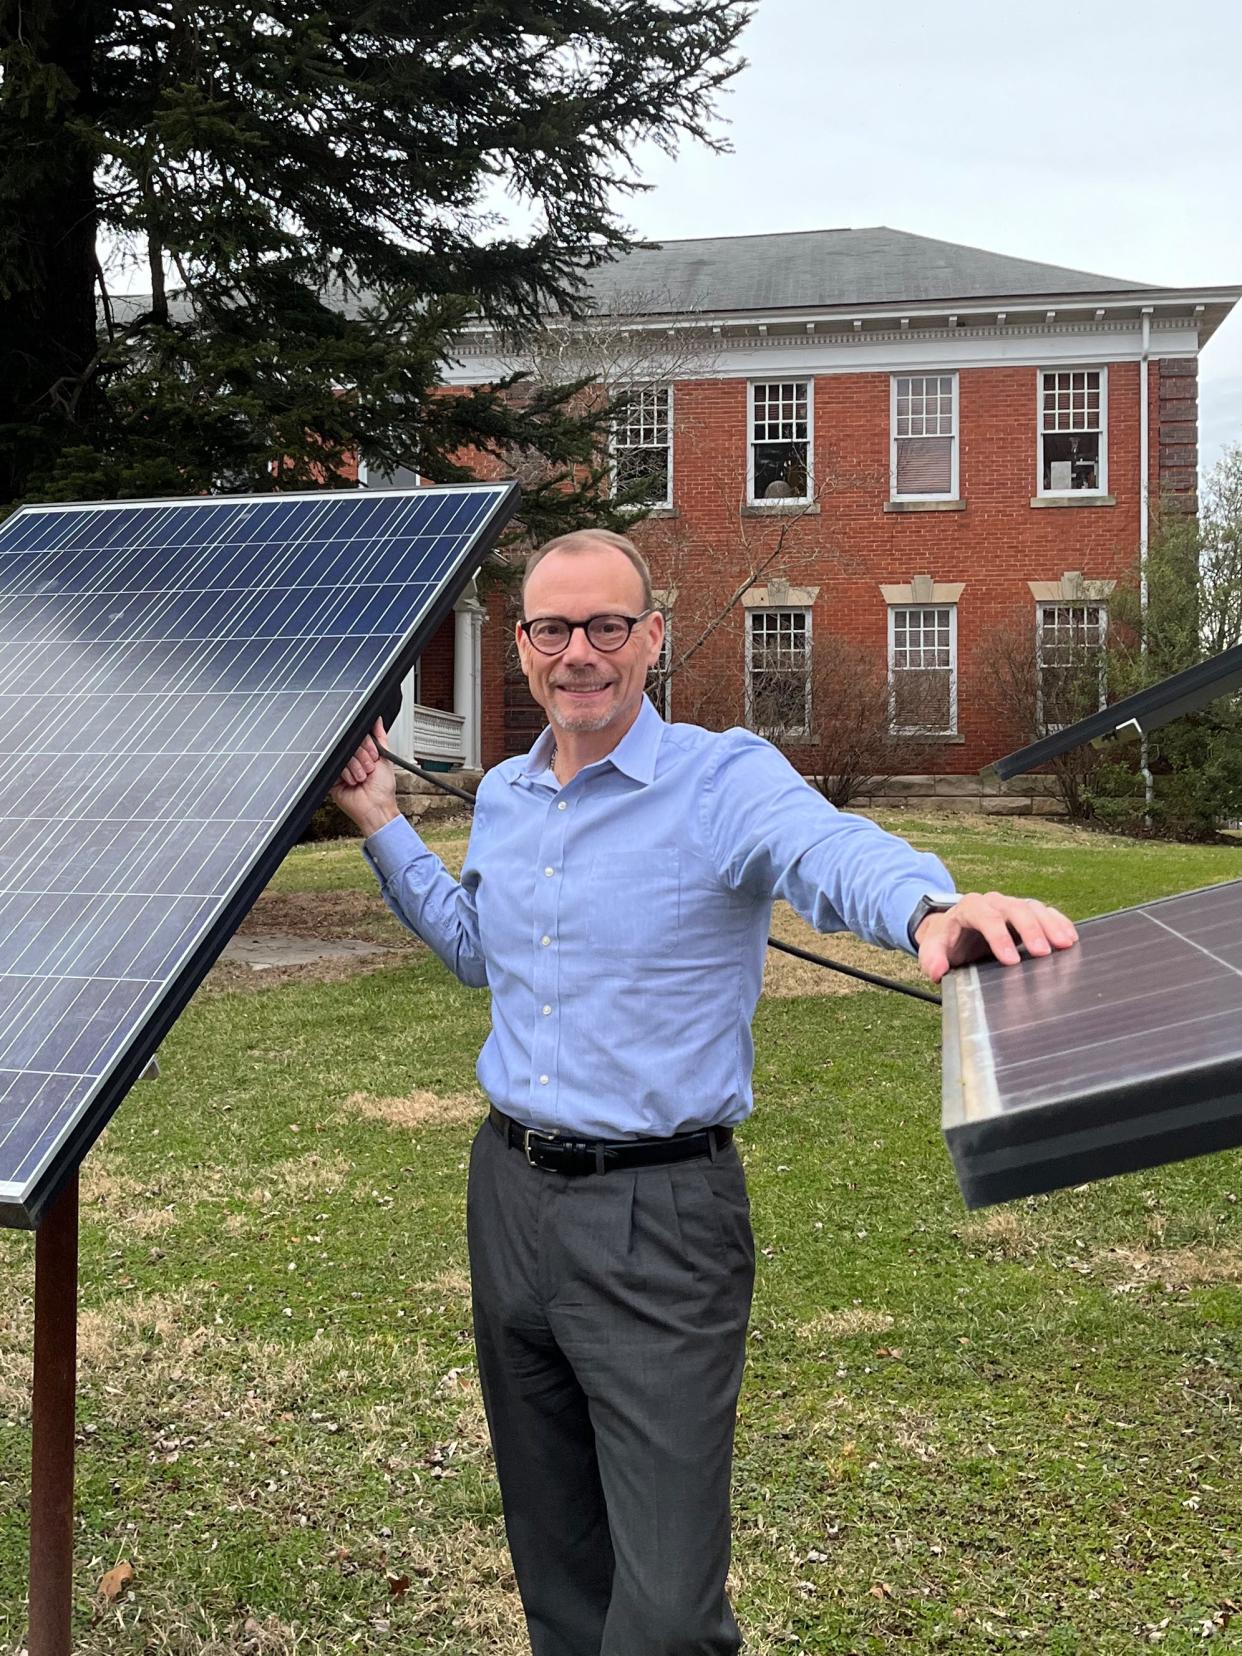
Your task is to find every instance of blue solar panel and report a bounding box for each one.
[0,484,519,1227]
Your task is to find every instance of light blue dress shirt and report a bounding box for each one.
[363,696,955,1139]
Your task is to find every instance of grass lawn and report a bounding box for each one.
[0,814,1239,1653]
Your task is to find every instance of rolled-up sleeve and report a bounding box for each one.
[362,815,488,987]
[702,731,955,955]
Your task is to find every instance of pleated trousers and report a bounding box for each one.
[466,1116,756,1656]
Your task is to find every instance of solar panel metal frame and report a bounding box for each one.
[941,877,1242,1208]
[0,482,519,1229]
[983,641,1242,782]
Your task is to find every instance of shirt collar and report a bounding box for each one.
[514,695,663,786]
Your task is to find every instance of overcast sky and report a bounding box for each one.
[599,0,1242,478]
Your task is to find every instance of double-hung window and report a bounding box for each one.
[1039,370,1106,494]
[889,605,957,734]
[1036,602,1107,731]
[613,385,672,508]
[647,617,673,720]
[891,374,958,500]
[746,608,812,738]
[749,381,812,503]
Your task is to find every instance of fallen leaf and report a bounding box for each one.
[869,1581,893,1600]
[387,1573,411,1597]
[98,1561,134,1603]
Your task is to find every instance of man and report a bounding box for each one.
[332,529,1077,1656]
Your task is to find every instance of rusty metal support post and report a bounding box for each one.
[28,1171,79,1656]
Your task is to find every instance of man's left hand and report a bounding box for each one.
[915,893,1078,985]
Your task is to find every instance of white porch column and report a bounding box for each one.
[453,579,484,770]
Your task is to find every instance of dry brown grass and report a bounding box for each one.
[343,1090,485,1132]
[954,1209,1039,1261]
[800,1306,896,1341]
[1090,1243,1242,1293]
[244,1152,354,1208]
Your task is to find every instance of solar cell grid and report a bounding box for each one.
[942,878,1242,1206]
[0,483,518,1226]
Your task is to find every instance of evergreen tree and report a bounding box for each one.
[0,0,748,531]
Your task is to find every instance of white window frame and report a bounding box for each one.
[611,383,674,510]
[890,373,959,502]
[745,606,812,739]
[1037,367,1108,497]
[747,380,814,506]
[1035,600,1108,732]
[887,604,958,735]
[648,614,673,720]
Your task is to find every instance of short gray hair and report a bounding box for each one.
[522,529,653,612]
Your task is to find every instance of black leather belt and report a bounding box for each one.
[488,1104,733,1176]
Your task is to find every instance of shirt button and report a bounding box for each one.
[539,1074,549,1085]
[544,866,555,877]
[542,1004,552,1015]
[557,801,567,811]
[541,935,551,947]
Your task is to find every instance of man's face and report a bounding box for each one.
[517,546,664,737]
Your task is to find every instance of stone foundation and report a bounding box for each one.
[845,773,1065,815]
[395,767,483,824]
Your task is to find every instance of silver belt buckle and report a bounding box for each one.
[523,1126,557,1166]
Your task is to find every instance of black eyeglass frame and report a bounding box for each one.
[518,609,656,655]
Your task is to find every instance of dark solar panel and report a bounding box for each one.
[0,484,518,1227]
[942,878,1242,1207]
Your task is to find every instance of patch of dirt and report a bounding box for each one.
[203,952,408,996]
[240,889,405,943]
[200,890,423,995]
[344,1089,486,1131]
[764,903,927,1000]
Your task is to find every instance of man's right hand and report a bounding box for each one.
[330,718,400,838]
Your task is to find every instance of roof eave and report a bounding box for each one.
[463,286,1241,345]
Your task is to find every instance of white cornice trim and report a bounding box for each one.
[442,321,1202,385]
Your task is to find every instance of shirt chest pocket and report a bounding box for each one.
[586,849,680,955]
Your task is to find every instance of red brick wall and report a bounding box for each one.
[1157,357,1198,505]
[478,355,1197,773]
[418,616,455,711]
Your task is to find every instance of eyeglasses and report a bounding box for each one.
[519,611,654,656]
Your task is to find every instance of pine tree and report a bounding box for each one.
[0,0,747,532]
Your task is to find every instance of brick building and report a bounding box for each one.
[393,227,1239,805]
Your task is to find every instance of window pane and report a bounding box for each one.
[895,436,953,495]
[1037,603,1107,728]
[613,386,671,504]
[615,445,669,502]
[753,441,809,499]
[1042,431,1100,491]
[1040,370,1102,432]
[893,667,951,732]
[749,609,810,734]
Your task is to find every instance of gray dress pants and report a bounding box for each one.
[466,1117,756,1656]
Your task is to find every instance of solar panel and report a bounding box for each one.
[0,483,518,1228]
[942,878,1242,1207]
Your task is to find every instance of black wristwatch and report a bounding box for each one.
[907,891,959,947]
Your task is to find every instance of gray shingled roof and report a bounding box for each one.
[581,226,1158,316]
